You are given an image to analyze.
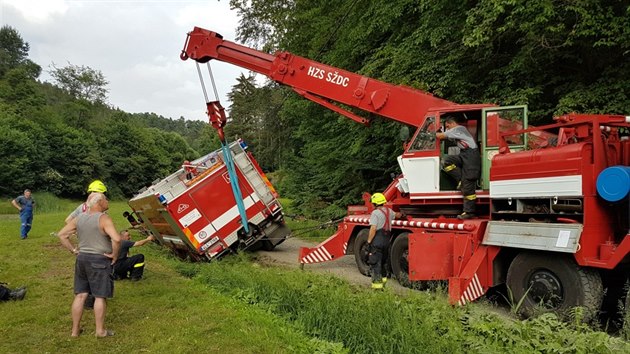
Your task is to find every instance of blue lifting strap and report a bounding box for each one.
[221,142,250,234]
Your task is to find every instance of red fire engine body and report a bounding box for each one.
[128,140,289,261]
[181,27,630,319]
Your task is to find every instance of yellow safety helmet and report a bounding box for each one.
[87,180,107,193]
[370,193,387,205]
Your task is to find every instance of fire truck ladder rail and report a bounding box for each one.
[222,142,249,233]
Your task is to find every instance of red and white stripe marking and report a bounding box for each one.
[345,217,467,231]
[300,242,347,264]
[210,103,222,116]
[301,246,334,264]
[458,273,484,306]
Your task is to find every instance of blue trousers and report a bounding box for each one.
[20,211,33,238]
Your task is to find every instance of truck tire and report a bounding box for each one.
[261,239,276,251]
[506,252,603,322]
[353,229,371,277]
[390,233,420,289]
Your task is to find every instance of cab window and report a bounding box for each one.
[408,116,437,152]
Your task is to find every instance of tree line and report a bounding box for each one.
[0,25,218,199]
[2,0,629,219]
[224,0,630,218]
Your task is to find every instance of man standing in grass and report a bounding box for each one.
[61,179,108,310]
[57,192,121,338]
[11,189,35,240]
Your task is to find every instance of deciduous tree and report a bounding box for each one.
[49,63,109,104]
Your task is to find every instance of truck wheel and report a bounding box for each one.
[173,248,190,261]
[353,229,371,277]
[390,233,422,289]
[261,239,276,251]
[506,252,603,322]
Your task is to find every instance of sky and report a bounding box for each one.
[0,0,248,121]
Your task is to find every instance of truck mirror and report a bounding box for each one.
[399,126,410,141]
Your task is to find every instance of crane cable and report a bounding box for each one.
[221,142,250,234]
[196,61,250,234]
[194,2,361,235]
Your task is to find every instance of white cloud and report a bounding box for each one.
[0,0,247,121]
[2,0,68,23]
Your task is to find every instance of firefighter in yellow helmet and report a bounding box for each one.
[64,180,108,224]
[367,192,404,289]
[87,180,107,193]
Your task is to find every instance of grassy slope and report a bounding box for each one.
[0,200,337,354]
[0,197,628,353]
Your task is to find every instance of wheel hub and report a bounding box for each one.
[527,270,563,309]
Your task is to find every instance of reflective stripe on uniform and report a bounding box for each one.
[444,164,457,172]
[133,262,145,268]
[465,194,477,200]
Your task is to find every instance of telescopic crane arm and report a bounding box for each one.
[181,26,458,128]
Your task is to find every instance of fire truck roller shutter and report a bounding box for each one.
[596,166,630,202]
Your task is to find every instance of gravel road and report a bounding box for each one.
[256,236,408,292]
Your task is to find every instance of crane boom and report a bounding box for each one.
[181,26,457,127]
[177,26,630,320]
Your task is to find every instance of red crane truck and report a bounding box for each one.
[127,139,289,261]
[180,26,630,321]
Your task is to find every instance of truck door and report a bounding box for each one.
[398,115,441,196]
[481,105,528,190]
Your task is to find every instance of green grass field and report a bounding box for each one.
[1,197,628,353]
[0,198,340,353]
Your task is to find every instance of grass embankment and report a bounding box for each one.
[0,197,339,353]
[1,196,628,353]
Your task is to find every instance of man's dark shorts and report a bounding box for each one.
[74,253,114,298]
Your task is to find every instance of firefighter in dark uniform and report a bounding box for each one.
[113,230,154,281]
[367,193,403,289]
[437,115,481,219]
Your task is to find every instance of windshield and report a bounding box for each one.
[408,116,437,152]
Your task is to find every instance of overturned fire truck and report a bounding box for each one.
[180,26,630,321]
[127,139,289,261]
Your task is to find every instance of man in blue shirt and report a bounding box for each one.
[12,189,35,239]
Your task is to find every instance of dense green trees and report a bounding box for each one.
[2,0,629,218]
[49,63,109,104]
[0,26,203,199]
[226,0,630,217]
